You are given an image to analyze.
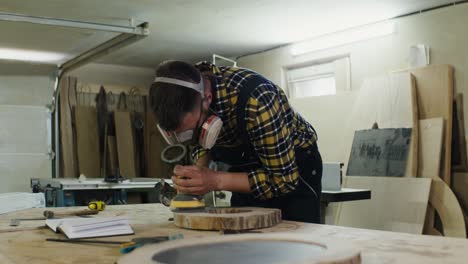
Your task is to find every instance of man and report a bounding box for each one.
[150,60,322,223]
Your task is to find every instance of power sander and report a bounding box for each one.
[160,144,205,211]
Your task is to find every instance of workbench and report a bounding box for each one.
[0,204,467,263]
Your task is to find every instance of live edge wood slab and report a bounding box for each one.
[173,207,281,231]
[1,204,468,264]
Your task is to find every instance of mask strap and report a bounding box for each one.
[154,75,205,98]
[191,98,205,144]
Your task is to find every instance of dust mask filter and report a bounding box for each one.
[198,115,223,149]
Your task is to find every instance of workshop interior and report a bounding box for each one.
[1,1,468,263]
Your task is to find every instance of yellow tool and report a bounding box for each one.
[88,201,106,211]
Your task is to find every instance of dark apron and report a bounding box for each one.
[210,75,322,223]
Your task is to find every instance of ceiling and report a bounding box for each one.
[0,0,461,68]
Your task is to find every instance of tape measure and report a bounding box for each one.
[88,201,106,211]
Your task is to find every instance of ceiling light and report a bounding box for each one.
[0,47,68,64]
[291,21,395,56]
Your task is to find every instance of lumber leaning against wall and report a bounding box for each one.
[343,72,418,177]
[59,76,78,178]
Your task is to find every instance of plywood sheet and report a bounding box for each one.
[337,176,431,234]
[419,118,444,179]
[114,111,137,178]
[74,106,100,177]
[59,76,78,178]
[408,65,454,183]
[344,72,418,177]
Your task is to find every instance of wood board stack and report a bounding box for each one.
[58,79,170,180]
[337,65,466,238]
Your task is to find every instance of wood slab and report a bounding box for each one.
[344,72,418,177]
[74,106,100,177]
[59,76,78,178]
[407,65,454,183]
[118,233,361,264]
[173,207,281,231]
[337,176,431,234]
[419,118,444,179]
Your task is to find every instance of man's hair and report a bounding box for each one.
[149,61,202,130]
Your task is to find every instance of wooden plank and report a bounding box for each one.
[407,65,454,183]
[59,76,78,178]
[107,136,118,176]
[74,106,100,177]
[114,111,137,178]
[337,176,431,234]
[452,94,468,172]
[344,72,418,177]
[429,178,466,238]
[173,207,281,231]
[145,111,172,178]
[419,118,444,179]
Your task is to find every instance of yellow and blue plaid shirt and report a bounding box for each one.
[193,62,317,200]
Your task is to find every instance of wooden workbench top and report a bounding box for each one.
[0,204,467,263]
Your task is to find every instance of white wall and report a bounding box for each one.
[238,4,468,163]
[69,63,154,89]
[0,61,56,193]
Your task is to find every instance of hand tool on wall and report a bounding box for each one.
[95,86,109,178]
[45,233,184,254]
[106,91,119,177]
[129,87,145,177]
[160,144,205,211]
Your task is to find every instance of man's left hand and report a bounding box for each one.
[172,165,220,195]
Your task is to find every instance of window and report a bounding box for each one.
[285,57,350,99]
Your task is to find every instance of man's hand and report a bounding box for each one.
[172,165,220,195]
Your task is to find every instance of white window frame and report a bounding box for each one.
[283,56,350,99]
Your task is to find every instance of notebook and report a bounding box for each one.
[45,217,134,239]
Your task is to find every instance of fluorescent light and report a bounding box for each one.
[0,47,67,63]
[291,21,395,56]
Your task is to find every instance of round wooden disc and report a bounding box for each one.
[173,207,281,231]
[117,233,361,264]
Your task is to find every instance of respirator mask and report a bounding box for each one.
[154,73,223,149]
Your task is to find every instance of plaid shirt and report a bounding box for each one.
[193,62,317,199]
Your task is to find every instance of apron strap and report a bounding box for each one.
[235,75,269,156]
